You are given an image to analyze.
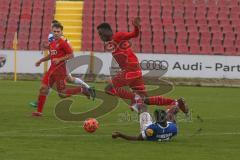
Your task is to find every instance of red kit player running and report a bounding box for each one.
[97,17,189,114]
[32,23,93,116]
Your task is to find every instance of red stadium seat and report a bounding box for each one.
[223,39,234,46]
[28,40,40,50]
[210,25,221,32]
[213,45,225,54]
[153,43,165,53]
[176,37,187,45]
[189,45,201,54]
[93,42,104,52]
[224,46,237,55]
[198,25,209,32]
[212,38,223,46]
[162,18,173,25]
[207,11,218,19]
[164,37,175,45]
[208,18,219,26]
[174,18,185,25]
[218,11,229,20]
[164,24,175,32]
[141,43,153,53]
[152,31,164,42]
[222,25,233,33]
[197,18,208,26]
[188,37,199,46]
[177,31,188,39]
[212,32,223,40]
[4,39,13,49]
[219,19,230,26]
[177,44,189,54]
[150,9,161,17]
[18,40,28,50]
[165,44,177,54]
[188,31,199,39]
[175,24,186,32]
[224,32,236,40]
[200,37,211,46]
[185,18,196,26]
[201,45,213,54]
[132,41,141,53]
[81,41,93,51]
[186,24,198,32]
[195,12,206,20]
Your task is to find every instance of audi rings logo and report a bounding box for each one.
[0,55,6,68]
[140,60,169,70]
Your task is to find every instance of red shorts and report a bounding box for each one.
[42,66,67,91]
[110,70,147,96]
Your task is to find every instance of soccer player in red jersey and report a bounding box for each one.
[32,23,92,116]
[97,17,188,114]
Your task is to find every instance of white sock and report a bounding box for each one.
[139,112,153,132]
[74,78,90,88]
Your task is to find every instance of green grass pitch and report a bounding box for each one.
[0,80,239,160]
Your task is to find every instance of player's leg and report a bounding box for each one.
[66,73,91,89]
[128,76,148,112]
[139,110,153,133]
[32,70,52,116]
[32,84,49,116]
[66,73,96,100]
[165,105,180,123]
[144,96,189,114]
[105,71,136,100]
[56,75,93,99]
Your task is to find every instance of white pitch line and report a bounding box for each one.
[0,132,240,138]
[0,122,137,135]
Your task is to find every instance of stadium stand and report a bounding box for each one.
[0,0,56,50]
[80,0,240,55]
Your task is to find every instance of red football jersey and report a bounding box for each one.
[49,38,73,71]
[112,26,140,71]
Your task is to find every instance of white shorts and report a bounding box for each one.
[139,112,153,132]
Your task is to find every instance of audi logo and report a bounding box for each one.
[104,40,132,52]
[140,60,168,70]
[0,56,6,68]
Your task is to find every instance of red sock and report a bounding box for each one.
[115,88,135,100]
[108,87,135,100]
[147,96,176,106]
[37,95,47,113]
[64,87,82,96]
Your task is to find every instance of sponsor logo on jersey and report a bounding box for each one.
[146,129,154,137]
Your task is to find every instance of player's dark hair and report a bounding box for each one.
[52,20,59,24]
[154,109,167,123]
[97,23,112,32]
[52,22,63,31]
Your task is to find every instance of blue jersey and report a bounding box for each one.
[141,122,177,141]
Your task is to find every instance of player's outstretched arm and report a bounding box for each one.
[112,131,144,141]
[35,54,51,67]
[118,17,140,40]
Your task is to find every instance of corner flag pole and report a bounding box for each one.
[13,32,18,82]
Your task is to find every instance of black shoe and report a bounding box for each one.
[88,87,96,101]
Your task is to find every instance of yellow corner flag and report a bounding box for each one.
[13,32,18,82]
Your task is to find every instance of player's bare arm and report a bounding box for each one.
[132,17,141,28]
[112,131,144,141]
[35,54,51,67]
[41,42,50,50]
[52,53,73,65]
